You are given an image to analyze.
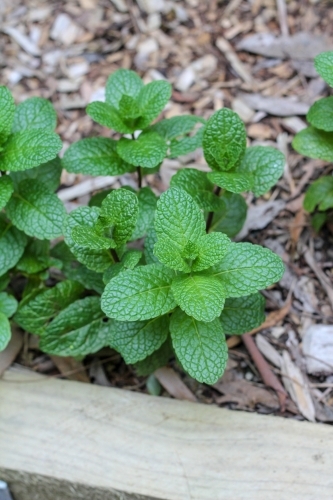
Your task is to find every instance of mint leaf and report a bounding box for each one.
[209,192,247,238]
[40,296,112,357]
[111,315,169,364]
[192,232,230,272]
[207,171,253,193]
[203,108,246,171]
[105,69,143,108]
[72,224,114,251]
[62,137,134,176]
[118,95,141,120]
[0,312,11,351]
[144,227,159,264]
[0,292,18,318]
[153,236,191,272]
[12,97,57,133]
[312,212,327,232]
[131,187,157,240]
[64,265,104,294]
[1,129,62,172]
[86,101,133,134]
[170,308,228,384]
[150,115,205,140]
[64,207,113,272]
[307,97,333,132]
[14,280,84,335]
[0,176,14,210]
[103,250,142,283]
[155,188,205,250]
[170,168,225,211]
[212,242,284,297]
[220,293,265,334]
[292,126,333,162]
[134,337,173,376]
[0,215,27,277]
[314,51,333,87]
[117,132,167,169]
[10,157,62,192]
[0,273,10,292]
[89,189,113,207]
[304,176,333,212]
[0,86,15,145]
[135,81,172,129]
[170,126,204,158]
[6,180,66,239]
[237,146,285,196]
[17,239,52,275]
[100,188,138,246]
[171,273,225,322]
[101,263,176,321]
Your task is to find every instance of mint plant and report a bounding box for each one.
[293,51,333,231]
[0,70,285,385]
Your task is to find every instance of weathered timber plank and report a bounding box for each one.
[1,367,333,500]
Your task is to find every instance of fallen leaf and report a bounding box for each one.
[0,328,23,377]
[236,199,286,241]
[50,356,90,383]
[154,367,197,402]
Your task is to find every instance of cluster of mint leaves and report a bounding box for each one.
[0,69,285,384]
[293,51,333,231]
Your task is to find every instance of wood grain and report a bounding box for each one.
[1,367,333,500]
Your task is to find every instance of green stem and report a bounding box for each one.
[110,248,120,263]
[137,166,142,189]
[206,186,221,232]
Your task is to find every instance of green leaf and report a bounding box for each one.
[62,137,134,176]
[64,265,104,294]
[170,126,205,158]
[40,297,112,357]
[101,263,176,321]
[307,97,333,132]
[0,175,14,210]
[6,180,66,240]
[14,280,84,335]
[0,86,15,145]
[105,69,143,108]
[203,108,246,171]
[72,223,115,251]
[311,212,327,232]
[150,115,205,140]
[153,236,191,272]
[0,312,11,351]
[170,308,228,384]
[220,293,265,334]
[10,157,62,192]
[0,292,18,318]
[292,126,333,162]
[12,97,57,133]
[86,101,133,134]
[170,168,225,211]
[236,146,285,196]
[192,232,230,272]
[1,129,62,172]
[171,273,225,322]
[103,250,142,283]
[16,239,52,275]
[209,191,247,238]
[89,189,113,208]
[117,132,167,169]
[212,242,284,298]
[144,227,159,264]
[131,187,157,240]
[64,207,113,272]
[118,95,141,120]
[207,171,253,193]
[155,188,205,250]
[0,273,10,292]
[134,337,173,376]
[111,315,169,364]
[135,81,172,129]
[0,215,27,277]
[314,51,333,87]
[304,176,333,212]
[100,188,138,246]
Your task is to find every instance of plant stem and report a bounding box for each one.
[206,186,221,232]
[137,166,142,189]
[110,248,120,263]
